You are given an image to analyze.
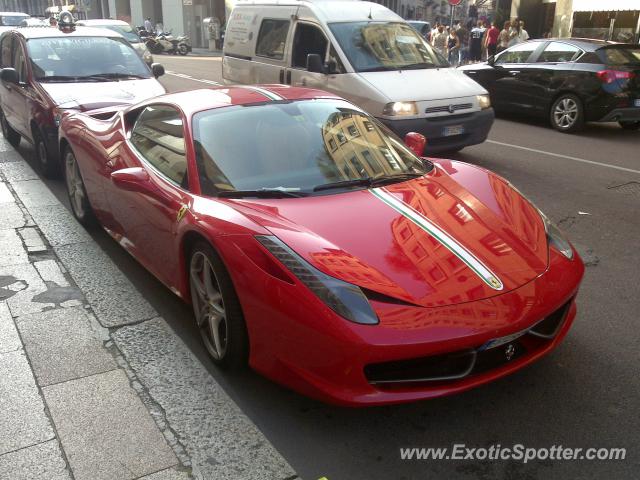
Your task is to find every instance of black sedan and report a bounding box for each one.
[459,39,640,132]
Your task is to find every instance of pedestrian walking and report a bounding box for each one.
[469,20,486,62]
[519,20,530,42]
[144,17,153,33]
[498,20,510,53]
[508,18,521,47]
[457,21,470,65]
[447,28,460,66]
[485,21,499,58]
[432,25,448,56]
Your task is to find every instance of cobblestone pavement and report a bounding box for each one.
[0,138,297,480]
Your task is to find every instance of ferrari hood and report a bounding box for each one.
[229,163,548,307]
[41,78,166,111]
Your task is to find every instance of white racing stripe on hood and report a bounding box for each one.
[370,187,504,291]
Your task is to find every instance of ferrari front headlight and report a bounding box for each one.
[256,235,379,325]
[477,94,491,110]
[382,101,419,116]
[540,212,574,260]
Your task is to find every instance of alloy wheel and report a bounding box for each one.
[65,151,87,219]
[190,251,228,360]
[553,98,578,129]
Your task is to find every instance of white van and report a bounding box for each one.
[222,0,494,154]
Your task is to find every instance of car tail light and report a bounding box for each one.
[256,235,379,325]
[596,69,635,84]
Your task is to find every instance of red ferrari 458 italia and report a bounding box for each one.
[59,86,584,406]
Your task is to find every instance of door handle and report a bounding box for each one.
[279,69,284,83]
[508,70,520,75]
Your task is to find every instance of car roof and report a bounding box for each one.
[541,37,624,51]
[141,86,344,116]
[233,0,402,23]
[9,25,124,39]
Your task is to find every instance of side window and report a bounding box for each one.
[255,19,289,60]
[1,35,12,68]
[538,42,581,63]
[291,23,328,69]
[130,105,188,188]
[495,43,538,64]
[12,43,26,82]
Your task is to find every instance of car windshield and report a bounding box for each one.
[0,15,28,26]
[99,24,141,43]
[192,99,430,196]
[328,21,448,72]
[27,36,151,81]
[599,47,640,66]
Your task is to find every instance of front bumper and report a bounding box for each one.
[219,235,584,406]
[378,108,495,154]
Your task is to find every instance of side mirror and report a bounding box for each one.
[151,63,165,78]
[0,68,19,84]
[487,55,495,66]
[404,132,427,157]
[306,53,325,74]
[111,167,152,193]
[326,59,338,75]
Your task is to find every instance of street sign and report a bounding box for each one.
[448,0,462,5]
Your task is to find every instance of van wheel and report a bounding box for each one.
[0,109,20,148]
[550,94,584,133]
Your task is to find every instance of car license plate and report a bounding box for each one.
[634,99,640,107]
[478,329,528,351]
[443,125,464,136]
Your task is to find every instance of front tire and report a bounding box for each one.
[550,94,584,133]
[63,148,95,226]
[33,129,57,178]
[619,121,640,131]
[177,44,188,55]
[189,242,248,369]
[0,109,20,148]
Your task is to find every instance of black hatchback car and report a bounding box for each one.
[459,39,640,132]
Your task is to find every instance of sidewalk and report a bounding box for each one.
[0,140,296,479]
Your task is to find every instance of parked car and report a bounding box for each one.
[76,19,154,66]
[222,0,494,154]
[459,38,640,132]
[0,12,29,33]
[59,85,584,406]
[0,21,166,176]
[407,20,431,41]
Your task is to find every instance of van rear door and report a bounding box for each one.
[252,8,296,84]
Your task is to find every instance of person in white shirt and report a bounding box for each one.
[144,17,153,33]
[518,21,530,42]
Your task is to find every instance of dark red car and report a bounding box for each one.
[0,24,165,176]
[59,86,584,406]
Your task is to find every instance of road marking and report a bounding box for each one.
[487,140,640,175]
[165,71,221,86]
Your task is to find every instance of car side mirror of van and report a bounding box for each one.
[151,63,165,78]
[404,132,427,157]
[306,54,325,74]
[326,59,338,75]
[0,68,19,85]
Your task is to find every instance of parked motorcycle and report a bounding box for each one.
[144,30,191,56]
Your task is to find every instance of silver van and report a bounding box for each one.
[222,0,494,154]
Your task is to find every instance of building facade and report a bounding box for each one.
[510,0,640,42]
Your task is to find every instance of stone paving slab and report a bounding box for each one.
[0,148,22,161]
[0,161,39,182]
[43,369,178,480]
[139,467,192,480]
[0,301,20,354]
[113,318,296,480]
[0,263,51,316]
[10,179,59,209]
[0,349,54,454]
[0,202,28,230]
[0,229,30,267]
[0,181,12,202]
[18,227,47,253]
[0,439,71,480]
[28,204,93,247]
[17,306,117,386]
[34,259,69,286]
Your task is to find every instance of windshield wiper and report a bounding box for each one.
[80,73,149,80]
[217,188,305,198]
[313,173,423,192]
[359,65,397,72]
[37,75,84,83]
[400,63,437,70]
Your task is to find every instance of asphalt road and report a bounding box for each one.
[31,54,640,479]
